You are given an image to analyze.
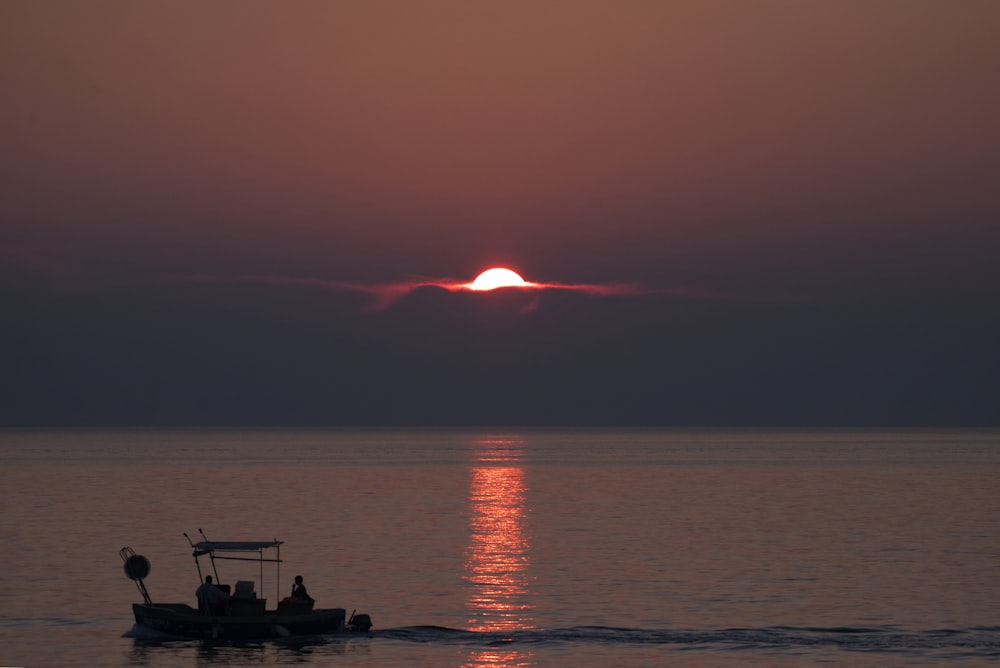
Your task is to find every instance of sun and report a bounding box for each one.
[470,267,527,291]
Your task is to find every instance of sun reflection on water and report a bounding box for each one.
[463,437,535,666]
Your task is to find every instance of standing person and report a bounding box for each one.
[291,575,314,602]
[195,575,229,614]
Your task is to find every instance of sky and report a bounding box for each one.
[2,1,998,427]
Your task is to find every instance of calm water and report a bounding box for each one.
[1,429,998,667]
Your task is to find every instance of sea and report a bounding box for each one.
[1,428,998,667]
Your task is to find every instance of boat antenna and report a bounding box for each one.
[275,538,280,603]
[184,532,206,585]
[198,528,221,582]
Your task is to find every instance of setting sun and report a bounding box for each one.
[469,268,527,291]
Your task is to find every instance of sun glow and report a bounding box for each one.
[470,268,527,291]
[212,267,689,311]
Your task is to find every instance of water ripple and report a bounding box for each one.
[376,624,1000,658]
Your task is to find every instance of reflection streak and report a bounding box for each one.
[463,438,535,667]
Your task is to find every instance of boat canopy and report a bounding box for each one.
[193,540,283,553]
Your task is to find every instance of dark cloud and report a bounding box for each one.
[2,275,997,427]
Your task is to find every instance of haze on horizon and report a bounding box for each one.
[2,1,998,427]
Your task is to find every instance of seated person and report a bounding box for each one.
[290,575,314,602]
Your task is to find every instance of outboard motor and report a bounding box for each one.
[120,546,152,604]
[348,612,373,632]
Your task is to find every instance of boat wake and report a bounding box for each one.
[376,625,1000,659]
[124,622,1000,660]
[123,623,183,640]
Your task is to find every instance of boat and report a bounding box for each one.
[121,531,372,640]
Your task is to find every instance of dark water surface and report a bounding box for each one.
[1,429,998,666]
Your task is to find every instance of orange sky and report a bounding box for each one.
[3,1,998,285]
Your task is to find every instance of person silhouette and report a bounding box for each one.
[291,575,314,602]
[195,575,229,614]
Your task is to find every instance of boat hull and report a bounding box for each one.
[132,603,346,640]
